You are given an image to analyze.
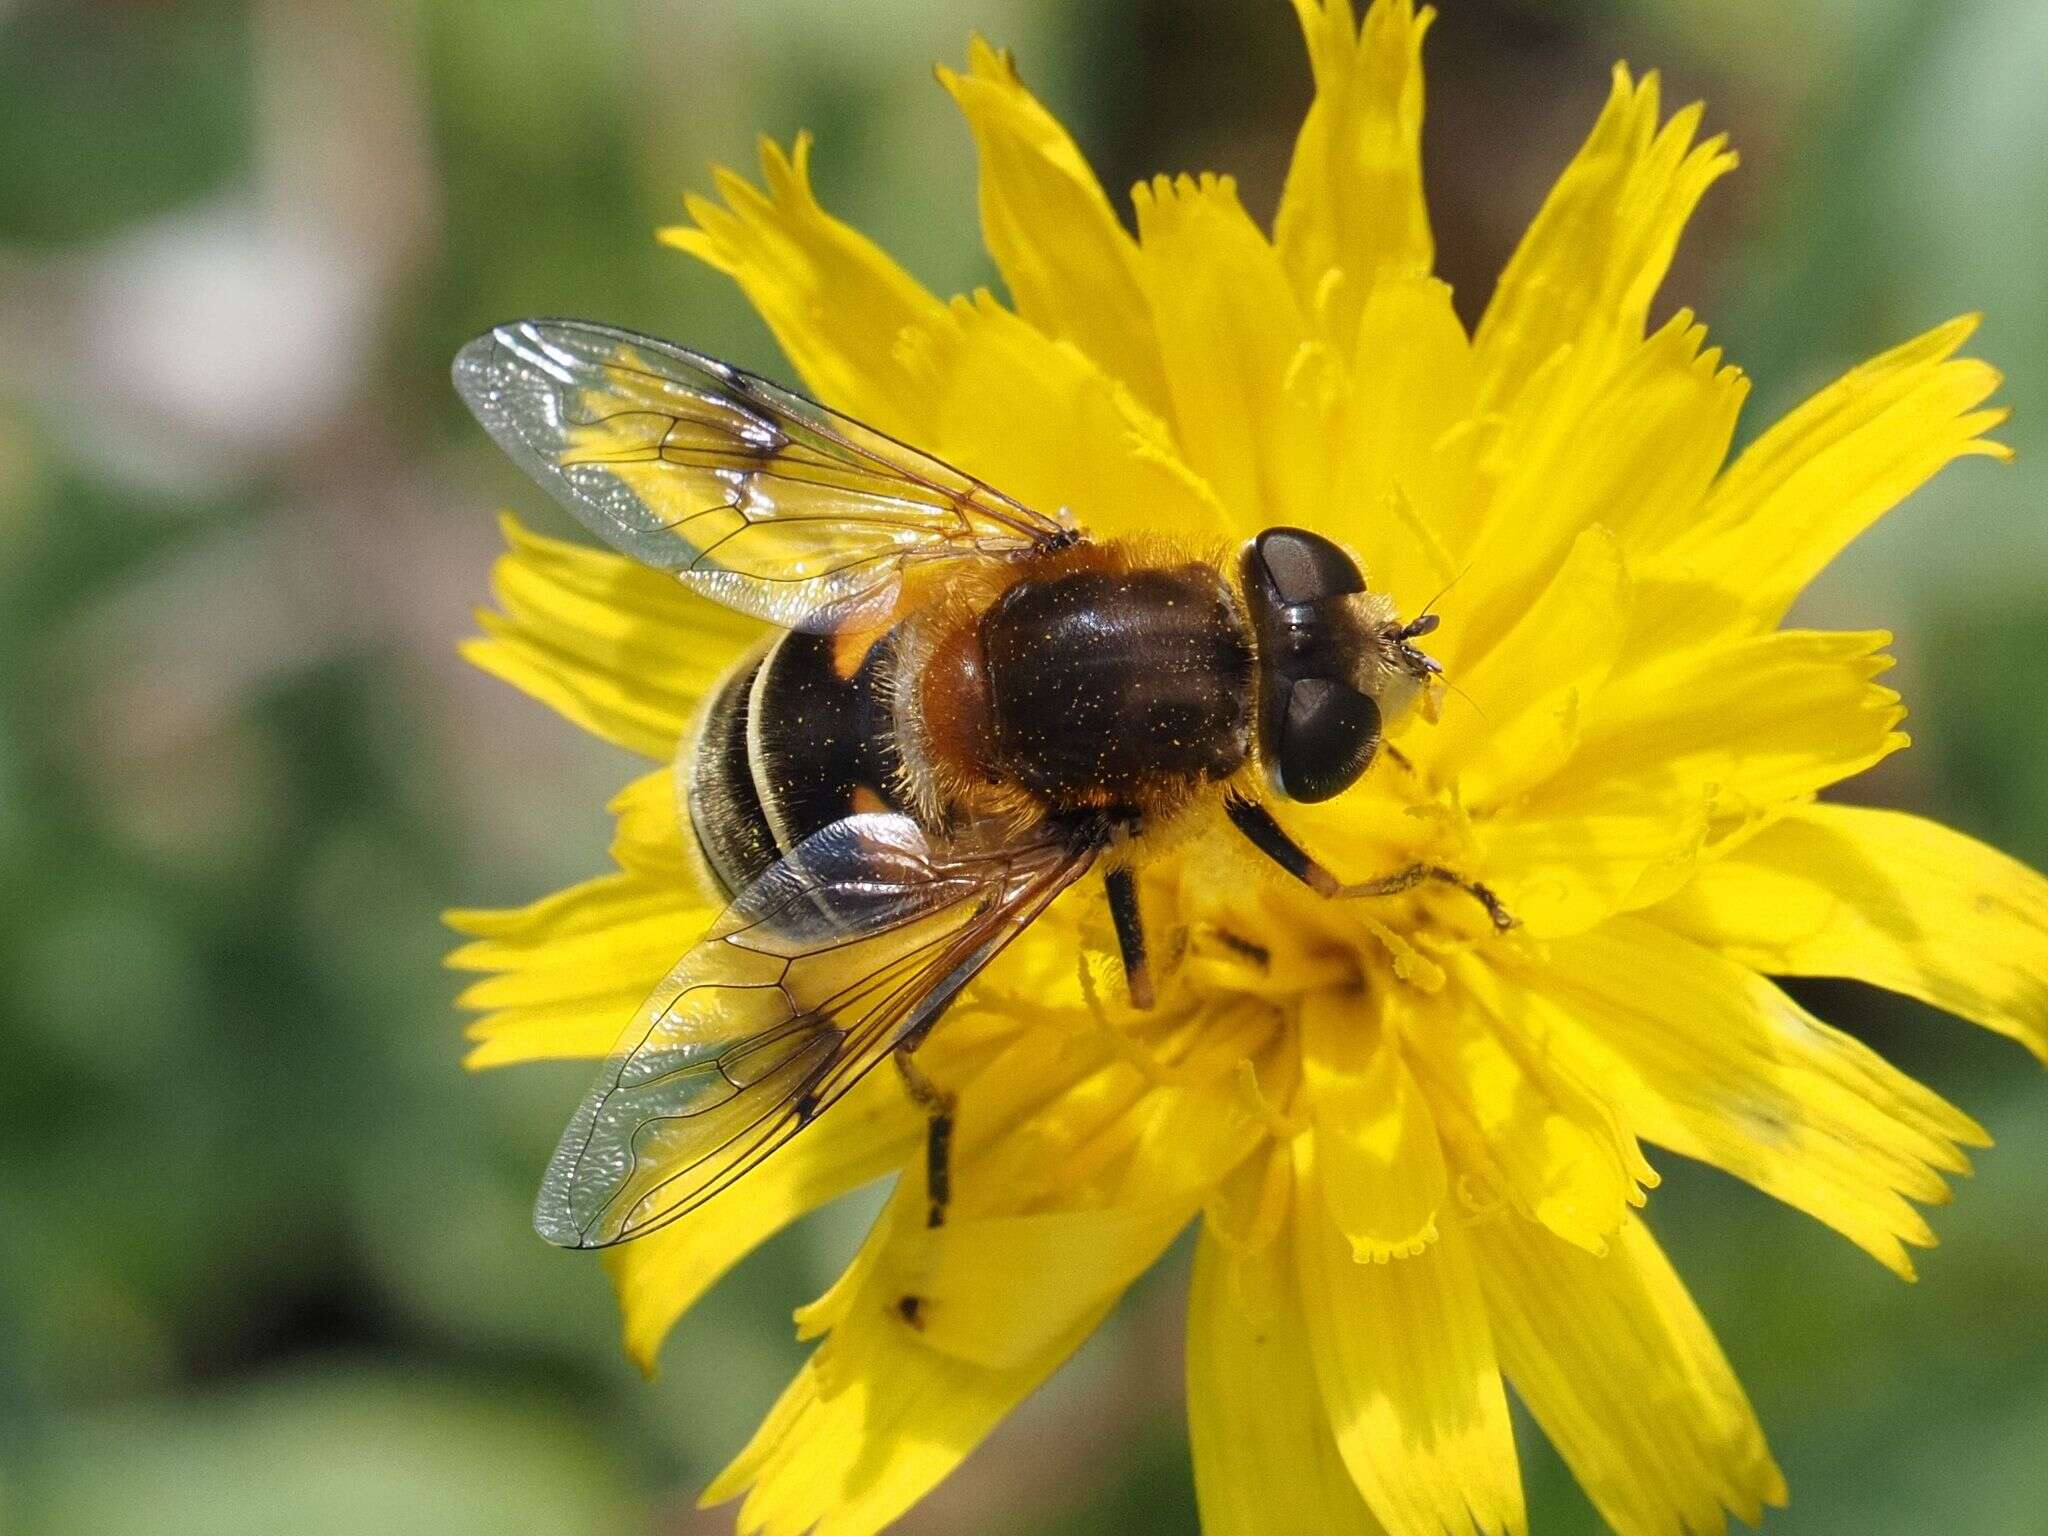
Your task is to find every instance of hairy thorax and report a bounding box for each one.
[902,541,1254,838]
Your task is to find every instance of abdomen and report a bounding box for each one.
[685,626,906,896]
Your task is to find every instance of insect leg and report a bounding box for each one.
[893,1045,957,1228]
[1222,793,1319,886]
[1222,793,1514,932]
[1104,866,1155,1010]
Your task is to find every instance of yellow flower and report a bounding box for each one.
[448,3,2041,1532]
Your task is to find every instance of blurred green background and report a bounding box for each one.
[1,0,2043,1531]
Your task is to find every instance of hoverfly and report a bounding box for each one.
[454,320,1507,1250]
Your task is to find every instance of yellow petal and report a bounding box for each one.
[707,1215,1115,1536]
[604,767,694,881]
[1202,1134,1295,1266]
[445,869,706,1066]
[1275,0,1435,340]
[914,1021,1262,1336]
[1649,315,2010,643]
[1132,172,1323,534]
[1426,525,1629,804]
[916,992,1265,1223]
[1293,1137,1525,1536]
[1654,804,2048,1063]
[1452,153,1744,654]
[660,134,948,438]
[448,767,713,1067]
[1337,273,1479,611]
[1529,916,1989,1277]
[1473,67,1736,420]
[1474,1213,1787,1536]
[606,1069,919,1373]
[888,1196,1197,1369]
[1419,959,1652,1254]
[461,513,762,760]
[1189,1189,1388,1536]
[938,38,1169,414]
[711,1064,1253,1535]
[1538,629,1906,820]
[1449,311,1744,672]
[1300,989,1446,1261]
[1590,310,1750,555]
[1472,784,1708,939]
[903,291,1233,546]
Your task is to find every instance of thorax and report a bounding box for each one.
[904,540,1254,826]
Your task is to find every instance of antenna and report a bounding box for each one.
[1434,674,1487,724]
[1406,561,1472,633]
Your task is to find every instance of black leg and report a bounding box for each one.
[1223,794,1324,889]
[894,1046,956,1227]
[1222,793,1515,932]
[1105,866,1155,1009]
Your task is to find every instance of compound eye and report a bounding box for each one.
[1276,677,1382,802]
[1252,527,1365,605]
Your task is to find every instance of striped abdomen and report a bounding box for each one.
[686,627,907,897]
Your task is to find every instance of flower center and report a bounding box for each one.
[1075,766,1499,1110]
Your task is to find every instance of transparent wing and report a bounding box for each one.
[453,319,1073,631]
[535,812,1097,1248]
